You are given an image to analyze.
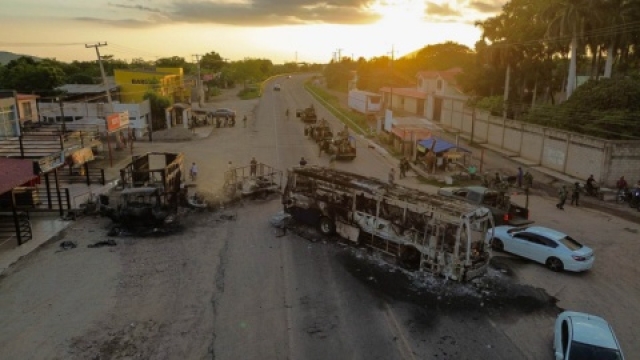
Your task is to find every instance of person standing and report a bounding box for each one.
[524,171,533,189]
[299,157,307,167]
[190,162,198,182]
[243,115,247,128]
[250,157,257,177]
[556,185,567,210]
[517,167,523,188]
[388,168,395,186]
[399,158,407,179]
[570,182,580,206]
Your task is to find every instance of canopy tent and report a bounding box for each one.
[417,137,470,154]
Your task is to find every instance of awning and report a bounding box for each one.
[0,158,39,196]
[390,126,431,141]
[417,137,470,153]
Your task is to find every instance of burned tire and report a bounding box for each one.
[546,257,564,272]
[491,238,504,252]
[107,226,120,237]
[318,216,335,235]
[398,246,421,270]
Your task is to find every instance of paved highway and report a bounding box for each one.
[0,75,638,360]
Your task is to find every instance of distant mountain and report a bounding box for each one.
[0,51,41,65]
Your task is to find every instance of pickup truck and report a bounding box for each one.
[438,185,532,226]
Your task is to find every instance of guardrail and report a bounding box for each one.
[57,168,106,186]
[0,212,32,246]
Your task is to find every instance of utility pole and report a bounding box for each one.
[85,42,112,108]
[388,45,397,111]
[336,48,343,62]
[86,41,116,161]
[192,54,203,107]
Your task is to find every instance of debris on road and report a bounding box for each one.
[88,239,117,248]
[340,247,559,315]
[58,241,77,251]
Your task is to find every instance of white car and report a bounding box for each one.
[554,311,624,360]
[273,83,281,91]
[486,225,594,272]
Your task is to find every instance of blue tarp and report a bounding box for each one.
[417,137,470,153]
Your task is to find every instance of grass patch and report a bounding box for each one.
[305,83,373,136]
[238,87,261,100]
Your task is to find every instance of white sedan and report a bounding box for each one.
[553,311,624,359]
[486,225,594,272]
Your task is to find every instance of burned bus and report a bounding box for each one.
[282,166,495,281]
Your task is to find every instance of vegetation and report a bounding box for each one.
[305,82,372,136]
[2,0,640,138]
[321,0,640,139]
[237,87,260,100]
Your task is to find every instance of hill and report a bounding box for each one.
[0,51,41,65]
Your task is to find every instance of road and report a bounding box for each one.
[0,75,638,360]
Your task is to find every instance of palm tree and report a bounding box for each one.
[543,0,594,100]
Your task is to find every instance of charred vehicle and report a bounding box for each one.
[103,187,179,235]
[223,162,283,199]
[282,166,495,281]
[438,185,531,226]
[296,105,318,124]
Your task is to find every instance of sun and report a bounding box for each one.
[371,0,426,26]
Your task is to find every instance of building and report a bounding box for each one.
[380,68,467,122]
[0,91,24,137]
[114,67,190,103]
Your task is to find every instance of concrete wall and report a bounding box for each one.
[436,96,640,186]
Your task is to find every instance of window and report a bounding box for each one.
[559,236,583,251]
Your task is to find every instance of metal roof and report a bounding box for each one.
[57,78,118,94]
[0,157,39,196]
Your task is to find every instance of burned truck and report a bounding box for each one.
[282,166,495,281]
[103,187,180,235]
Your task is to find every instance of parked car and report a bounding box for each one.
[273,83,281,91]
[486,225,594,272]
[554,311,624,360]
[210,108,236,118]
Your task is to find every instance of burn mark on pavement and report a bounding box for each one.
[339,248,559,317]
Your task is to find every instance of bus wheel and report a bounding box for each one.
[318,217,335,235]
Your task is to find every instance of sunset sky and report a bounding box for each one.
[0,0,505,64]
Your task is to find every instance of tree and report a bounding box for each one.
[200,51,226,73]
[143,90,172,131]
[0,56,65,95]
[156,56,187,68]
[543,0,594,99]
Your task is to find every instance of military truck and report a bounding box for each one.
[437,185,531,226]
[296,105,318,124]
[320,136,357,160]
[307,119,333,144]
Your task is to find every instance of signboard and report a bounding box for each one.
[106,111,130,132]
[35,150,66,174]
